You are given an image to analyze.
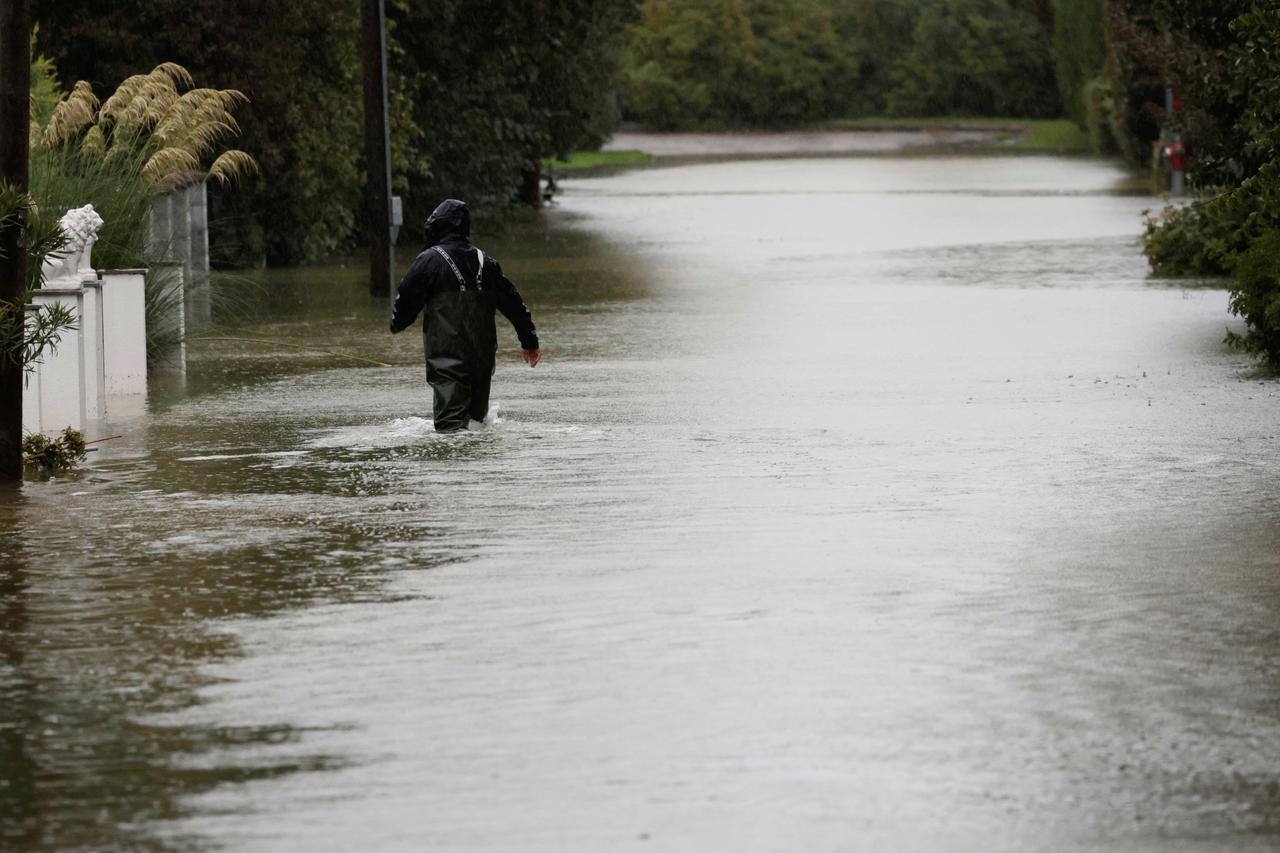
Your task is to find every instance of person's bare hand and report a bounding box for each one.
[522,348,541,367]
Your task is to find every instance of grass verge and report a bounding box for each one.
[826,117,1093,154]
[544,150,653,173]
[1009,120,1092,152]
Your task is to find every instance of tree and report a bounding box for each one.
[621,0,757,129]
[886,0,1059,117]
[620,0,1060,128]
[1052,0,1107,125]
[388,0,634,215]
[622,0,864,128]
[828,0,921,116]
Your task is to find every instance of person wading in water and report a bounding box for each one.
[390,199,541,431]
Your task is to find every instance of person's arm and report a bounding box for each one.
[491,259,540,362]
[389,253,431,333]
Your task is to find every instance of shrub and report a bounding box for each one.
[1141,202,1236,277]
[1226,230,1280,368]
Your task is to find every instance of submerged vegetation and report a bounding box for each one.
[21,427,87,476]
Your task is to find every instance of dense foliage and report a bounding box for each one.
[28,59,256,269]
[33,0,381,265]
[621,0,857,129]
[25,55,256,363]
[388,0,634,219]
[1122,4,1280,365]
[32,0,633,265]
[620,0,1060,129]
[884,0,1059,118]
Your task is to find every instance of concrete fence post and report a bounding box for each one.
[79,275,104,419]
[149,184,212,330]
[99,269,148,397]
[149,261,186,375]
[185,182,211,326]
[30,285,85,432]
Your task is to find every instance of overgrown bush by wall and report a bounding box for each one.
[1226,229,1280,367]
[1137,6,1280,367]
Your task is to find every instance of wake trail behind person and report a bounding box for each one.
[390,199,541,432]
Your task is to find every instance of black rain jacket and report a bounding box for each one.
[389,199,538,430]
[390,199,538,350]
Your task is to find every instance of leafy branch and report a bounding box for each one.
[0,182,78,372]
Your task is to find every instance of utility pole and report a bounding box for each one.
[0,0,31,481]
[360,0,394,298]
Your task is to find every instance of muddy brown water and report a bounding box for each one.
[2,155,1279,851]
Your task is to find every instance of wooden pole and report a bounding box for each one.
[360,0,394,298]
[0,0,31,480]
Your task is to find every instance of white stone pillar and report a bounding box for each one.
[149,262,187,375]
[79,276,105,420]
[186,182,212,327]
[99,269,148,398]
[31,287,86,433]
[21,304,42,436]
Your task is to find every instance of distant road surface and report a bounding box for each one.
[604,128,1005,156]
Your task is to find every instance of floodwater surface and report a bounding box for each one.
[3,156,1279,852]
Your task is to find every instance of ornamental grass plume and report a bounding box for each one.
[33,62,259,191]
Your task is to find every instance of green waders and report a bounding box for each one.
[423,247,498,432]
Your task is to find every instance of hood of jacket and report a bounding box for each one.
[423,198,471,245]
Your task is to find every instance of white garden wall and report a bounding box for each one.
[24,205,162,437]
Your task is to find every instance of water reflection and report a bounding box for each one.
[0,482,369,851]
[0,495,37,851]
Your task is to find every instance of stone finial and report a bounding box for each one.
[40,204,105,289]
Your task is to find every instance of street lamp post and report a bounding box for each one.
[0,0,32,480]
[361,0,394,298]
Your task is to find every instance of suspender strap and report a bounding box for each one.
[431,245,467,291]
[431,246,486,291]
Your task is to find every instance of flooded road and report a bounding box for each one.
[604,127,1004,156]
[3,155,1279,851]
